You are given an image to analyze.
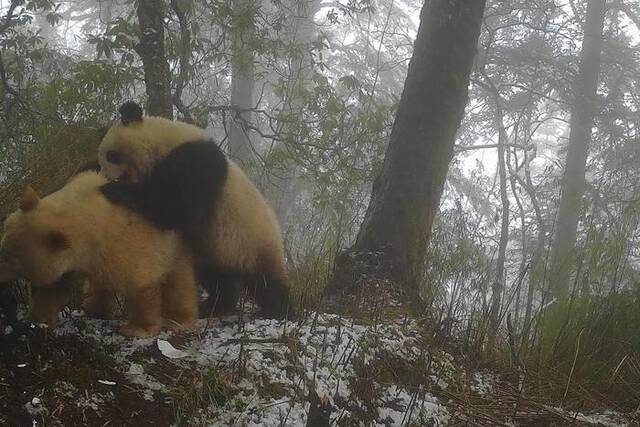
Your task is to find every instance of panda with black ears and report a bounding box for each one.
[98,101,295,319]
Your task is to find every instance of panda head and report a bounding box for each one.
[0,187,75,286]
[98,101,209,182]
[98,101,150,182]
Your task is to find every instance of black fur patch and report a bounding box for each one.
[100,140,228,254]
[0,282,18,324]
[197,267,242,316]
[119,101,143,125]
[252,273,296,320]
[197,267,296,320]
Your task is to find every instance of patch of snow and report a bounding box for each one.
[471,370,495,396]
[574,410,628,427]
[376,385,450,426]
[52,313,456,425]
[546,406,629,427]
[76,394,105,411]
[142,389,155,401]
[97,379,116,386]
[126,362,165,392]
[25,400,47,417]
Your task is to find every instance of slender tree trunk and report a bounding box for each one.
[136,0,173,119]
[228,0,256,164]
[271,0,322,224]
[513,139,546,352]
[549,0,605,299]
[508,147,526,325]
[170,0,194,123]
[488,89,509,346]
[329,0,486,307]
[98,0,113,29]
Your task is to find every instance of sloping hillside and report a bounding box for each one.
[0,309,634,426]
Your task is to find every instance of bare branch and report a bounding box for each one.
[455,143,527,153]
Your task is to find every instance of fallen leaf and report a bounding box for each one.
[157,339,189,359]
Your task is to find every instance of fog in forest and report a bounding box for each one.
[0,0,639,425]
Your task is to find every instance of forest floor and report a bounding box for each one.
[0,307,637,426]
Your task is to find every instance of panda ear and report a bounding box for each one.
[119,101,143,125]
[19,186,40,211]
[47,231,71,252]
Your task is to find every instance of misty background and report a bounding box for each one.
[1,0,640,421]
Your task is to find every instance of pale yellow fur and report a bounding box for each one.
[0,172,198,336]
[98,116,289,301]
[211,162,286,278]
[99,117,208,180]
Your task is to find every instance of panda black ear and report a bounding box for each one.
[119,101,143,125]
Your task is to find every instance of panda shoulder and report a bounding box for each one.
[67,171,107,187]
[63,171,108,199]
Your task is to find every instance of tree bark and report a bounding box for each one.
[136,0,173,119]
[488,89,509,346]
[549,0,605,299]
[228,0,256,165]
[329,0,486,307]
[170,0,195,123]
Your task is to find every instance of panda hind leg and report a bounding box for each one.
[161,260,198,332]
[197,268,241,317]
[252,269,296,320]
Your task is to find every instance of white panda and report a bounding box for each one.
[97,102,294,319]
[0,172,198,337]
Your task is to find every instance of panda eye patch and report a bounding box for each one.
[106,150,122,165]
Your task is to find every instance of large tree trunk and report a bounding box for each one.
[228,0,256,165]
[136,0,173,119]
[328,0,486,309]
[229,62,254,163]
[549,0,605,299]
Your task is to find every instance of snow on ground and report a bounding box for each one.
[471,370,495,397]
[544,407,630,427]
[34,311,631,426]
[53,312,453,425]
